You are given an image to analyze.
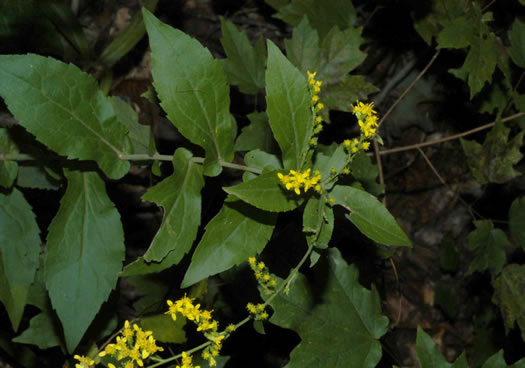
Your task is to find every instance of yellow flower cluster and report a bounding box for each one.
[352,101,378,138]
[248,257,277,294]
[74,355,95,368]
[307,71,324,136]
[165,295,224,367]
[99,320,163,368]
[246,303,269,320]
[343,138,370,153]
[277,168,322,195]
[176,352,200,368]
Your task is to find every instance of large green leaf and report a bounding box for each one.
[330,185,411,247]
[0,54,130,179]
[223,169,303,212]
[181,198,276,287]
[0,188,40,331]
[467,220,509,275]
[461,122,524,184]
[321,75,378,114]
[143,9,235,177]
[318,26,366,84]
[492,264,525,340]
[12,310,64,350]
[509,196,525,250]
[266,40,312,170]
[45,170,125,352]
[0,128,18,188]
[142,148,204,263]
[219,17,265,94]
[271,0,356,38]
[285,17,320,74]
[508,18,525,68]
[416,326,468,368]
[266,248,388,368]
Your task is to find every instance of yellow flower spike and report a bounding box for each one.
[226,324,236,332]
[311,95,319,104]
[259,311,269,320]
[108,364,116,368]
[248,256,256,265]
[361,141,371,150]
[315,103,324,111]
[316,115,323,123]
[257,262,265,270]
[329,197,335,204]
[343,168,350,174]
[256,304,265,312]
[74,355,95,368]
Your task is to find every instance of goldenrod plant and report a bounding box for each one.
[1,1,525,368]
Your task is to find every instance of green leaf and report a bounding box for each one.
[350,152,384,196]
[139,314,186,344]
[449,32,498,99]
[285,17,320,74]
[142,148,204,263]
[120,248,181,277]
[12,310,64,350]
[266,248,388,368]
[143,9,235,176]
[322,75,378,114]
[45,170,125,352]
[266,39,313,170]
[224,169,303,212]
[234,112,275,153]
[273,0,356,38]
[303,196,334,251]
[16,166,59,191]
[0,128,18,188]
[508,18,525,68]
[219,17,265,94]
[461,123,524,184]
[181,199,276,287]
[98,0,159,67]
[111,96,155,155]
[467,220,508,275]
[412,0,469,45]
[318,26,366,84]
[0,54,130,179]
[330,185,412,247]
[492,264,525,339]
[416,326,468,368]
[509,197,525,250]
[0,188,40,331]
[242,149,282,182]
[437,16,475,49]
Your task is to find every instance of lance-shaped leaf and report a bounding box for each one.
[224,170,303,212]
[182,198,276,287]
[330,185,411,247]
[142,148,204,262]
[416,326,468,368]
[0,128,18,188]
[266,40,312,170]
[492,264,525,340]
[0,54,130,179]
[45,170,125,352]
[219,17,265,94]
[0,188,40,331]
[266,248,388,368]
[303,195,333,248]
[143,9,235,177]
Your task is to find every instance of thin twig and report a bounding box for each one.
[378,112,525,155]
[378,50,441,129]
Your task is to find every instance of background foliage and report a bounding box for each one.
[1,0,525,367]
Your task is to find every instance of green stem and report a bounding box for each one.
[147,340,211,368]
[0,153,262,174]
